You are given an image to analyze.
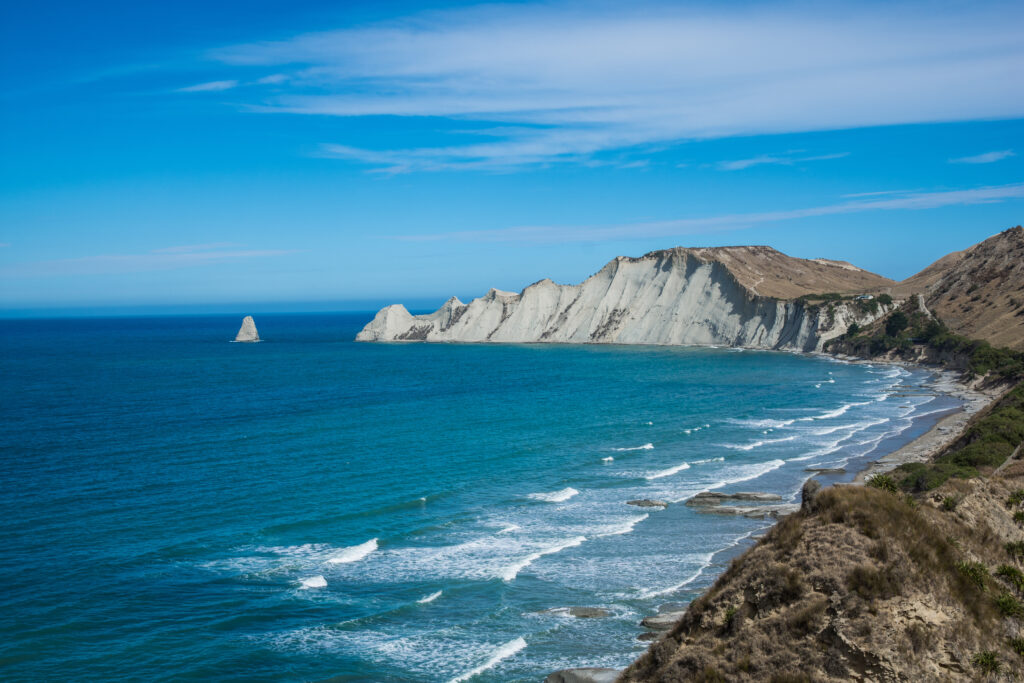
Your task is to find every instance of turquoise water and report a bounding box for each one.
[0,314,958,681]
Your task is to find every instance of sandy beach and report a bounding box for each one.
[853,369,1004,483]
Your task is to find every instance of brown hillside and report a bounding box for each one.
[620,473,1024,682]
[898,227,1024,350]
[640,246,895,299]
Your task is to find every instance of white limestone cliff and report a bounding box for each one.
[356,248,891,352]
[234,316,260,343]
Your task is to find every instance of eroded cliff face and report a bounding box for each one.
[357,248,890,351]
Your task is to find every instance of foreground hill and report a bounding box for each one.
[620,379,1024,681]
[357,246,894,351]
[898,227,1024,350]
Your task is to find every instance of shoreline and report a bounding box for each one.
[550,358,1004,682]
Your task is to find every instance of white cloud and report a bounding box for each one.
[257,74,289,85]
[949,149,1016,164]
[178,79,239,92]
[717,152,848,171]
[392,181,1024,243]
[201,1,1024,170]
[0,244,296,277]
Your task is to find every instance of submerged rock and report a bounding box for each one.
[694,503,799,519]
[540,607,610,618]
[545,668,621,683]
[640,610,687,630]
[804,467,846,474]
[627,499,669,508]
[234,315,260,342]
[684,491,783,506]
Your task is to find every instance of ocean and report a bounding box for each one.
[0,313,961,682]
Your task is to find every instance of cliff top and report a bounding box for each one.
[628,245,895,299]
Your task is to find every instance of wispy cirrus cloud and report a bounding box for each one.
[717,152,848,171]
[0,244,297,277]
[949,149,1016,164]
[188,1,1024,171]
[178,79,239,92]
[392,181,1024,243]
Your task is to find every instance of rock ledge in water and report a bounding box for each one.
[545,668,621,683]
[234,315,260,342]
[539,607,610,618]
[627,499,669,508]
[684,491,782,506]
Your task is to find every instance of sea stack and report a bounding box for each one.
[234,316,260,343]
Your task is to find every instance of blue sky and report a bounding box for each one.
[1,0,1023,313]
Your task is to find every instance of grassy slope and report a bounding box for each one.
[620,467,1024,681]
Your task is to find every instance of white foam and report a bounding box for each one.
[299,575,327,589]
[637,529,758,598]
[694,459,786,496]
[690,456,725,464]
[645,461,691,480]
[449,637,527,683]
[637,558,711,598]
[815,383,822,388]
[499,536,586,581]
[727,418,795,429]
[496,523,521,535]
[798,401,869,422]
[595,514,648,537]
[602,456,614,463]
[527,487,579,503]
[417,590,442,604]
[722,435,796,451]
[328,538,378,564]
[613,443,654,451]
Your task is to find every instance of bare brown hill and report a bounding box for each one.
[620,472,1024,682]
[646,246,895,299]
[897,227,1024,350]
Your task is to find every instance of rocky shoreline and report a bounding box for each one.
[546,358,1007,682]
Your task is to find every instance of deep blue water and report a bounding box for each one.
[0,314,959,681]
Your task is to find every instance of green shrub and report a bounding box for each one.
[996,564,1024,592]
[1010,637,1024,657]
[995,592,1024,617]
[1007,541,1024,560]
[1015,511,1024,525]
[885,311,909,336]
[972,650,1000,674]
[941,496,958,511]
[957,561,988,591]
[867,474,900,494]
[877,294,893,305]
[1008,489,1024,508]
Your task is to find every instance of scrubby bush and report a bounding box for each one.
[1010,637,1024,657]
[995,592,1024,617]
[957,561,989,591]
[1006,541,1024,560]
[867,474,900,494]
[972,650,1000,674]
[996,564,1024,592]
[847,565,902,600]
[885,311,909,336]
[877,294,893,305]
[941,496,958,511]
[1007,489,1024,508]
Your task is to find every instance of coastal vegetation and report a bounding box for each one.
[827,301,1024,380]
[621,459,1024,681]
[892,382,1024,491]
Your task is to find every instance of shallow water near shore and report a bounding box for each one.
[0,313,961,681]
